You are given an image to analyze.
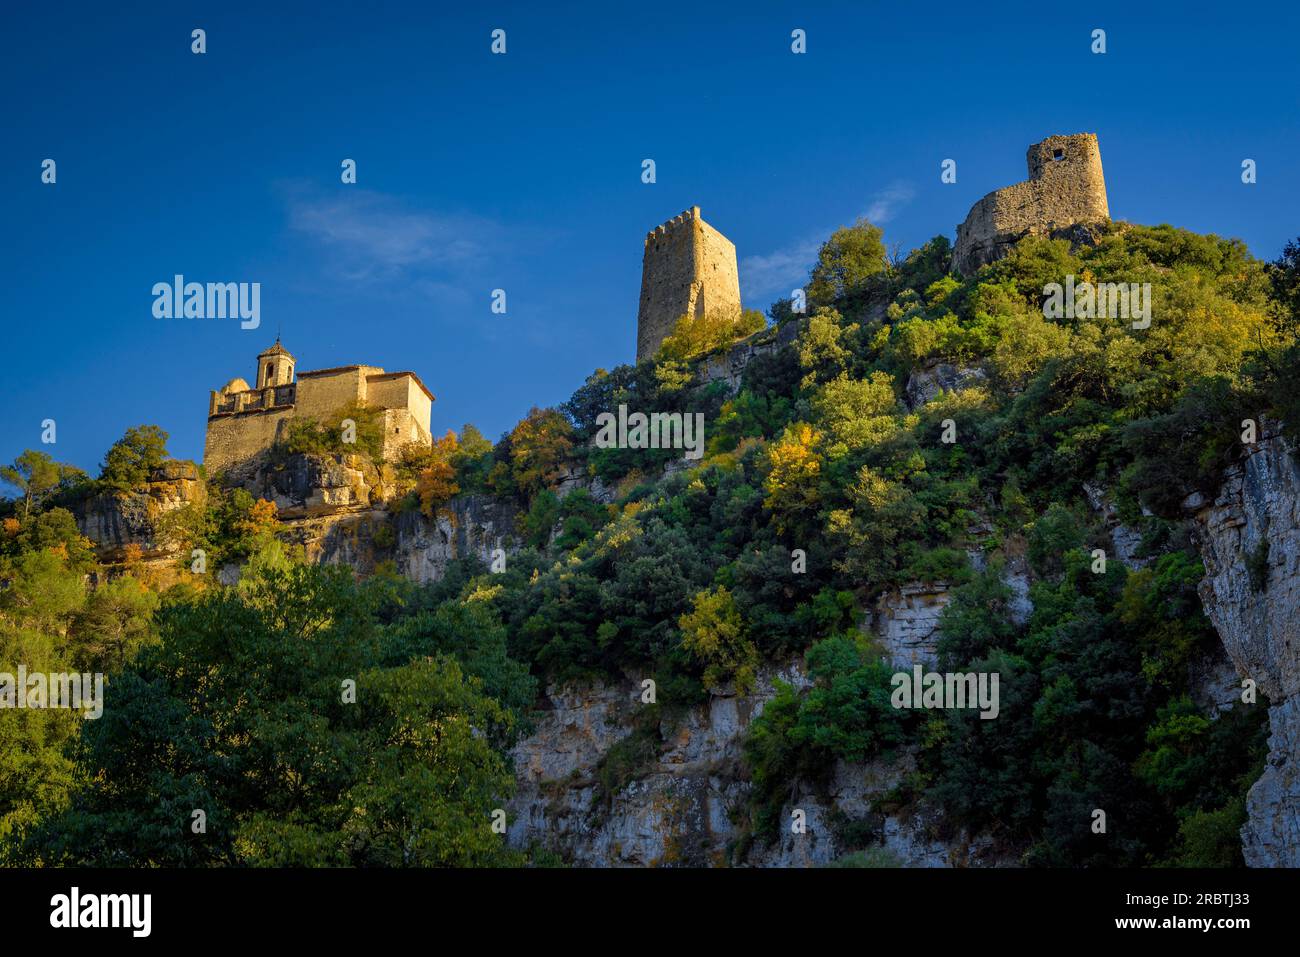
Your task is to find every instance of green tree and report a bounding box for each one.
[679,585,758,693]
[808,218,888,309]
[792,634,908,760]
[100,425,170,490]
[26,563,520,867]
[1,450,67,519]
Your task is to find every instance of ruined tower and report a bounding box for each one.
[636,206,742,362]
[953,133,1110,276]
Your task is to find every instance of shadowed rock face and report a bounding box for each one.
[505,663,1008,868]
[235,452,393,519]
[391,494,518,584]
[74,461,206,561]
[904,362,988,410]
[1191,426,1300,866]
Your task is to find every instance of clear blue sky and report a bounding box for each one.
[3,1,1298,474]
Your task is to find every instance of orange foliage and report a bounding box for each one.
[417,431,461,517]
[236,498,279,536]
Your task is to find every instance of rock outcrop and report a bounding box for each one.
[391,494,519,583]
[508,666,805,867]
[74,460,206,562]
[1190,425,1300,866]
[234,452,394,519]
[229,453,520,584]
[872,583,951,668]
[699,321,800,394]
[507,662,1008,868]
[904,362,988,410]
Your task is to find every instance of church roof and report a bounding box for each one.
[258,339,294,360]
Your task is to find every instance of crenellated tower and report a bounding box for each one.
[636,206,742,362]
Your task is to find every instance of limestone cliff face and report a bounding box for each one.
[234,452,394,520]
[390,495,518,583]
[74,461,206,562]
[1190,426,1300,866]
[508,667,803,867]
[872,583,952,668]
[506,661,1006,868]
[229,453,520,583]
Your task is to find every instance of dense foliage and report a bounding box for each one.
[3,219,1296,867]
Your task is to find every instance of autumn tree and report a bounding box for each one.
[679,585,758,694]
[658,308,766,361]
[417,431,461,517]
[762,423,824,533]
[509,407,573,498]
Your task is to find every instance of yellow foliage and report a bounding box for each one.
[763,424,824,531]
[417,430,461,517]
[678,586,758,694]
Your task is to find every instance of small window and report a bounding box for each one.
[1052,148,1066,161]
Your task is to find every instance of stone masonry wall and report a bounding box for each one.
[294,367,374,421]
[953,133,1109,275]
[636,206,742,361]
[204,406,294,476]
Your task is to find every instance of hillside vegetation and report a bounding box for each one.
[4,221,1300,866]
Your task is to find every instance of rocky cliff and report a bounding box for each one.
[1190,425,1300,866]
[236,453,520,583]
[75,452,520,586]
[74,461,206,563]
[506,590,1010,868]
[505,665,1001,867]
[68,392,1300,867]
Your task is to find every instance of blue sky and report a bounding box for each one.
[3,1,1298,474]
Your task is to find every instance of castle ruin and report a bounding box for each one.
[204,340,434,474]
[636,206,742,361]
[953,133,1110,275]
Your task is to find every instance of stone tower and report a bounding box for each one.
[257,339,295,389]
[636,206,742,362]
[953,133,1110,275]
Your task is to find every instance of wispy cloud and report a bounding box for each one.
[282,186,506,284]
[864,180,916,225]
[740,238,821,302]
[739,180,917,304]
